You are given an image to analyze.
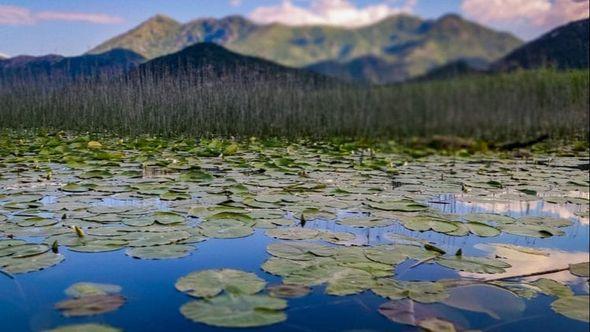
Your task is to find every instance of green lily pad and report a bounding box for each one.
[153,211,185,225]
[551,296,590,322]
[265,227,319,240]
[570,262,589,277]
[529,278,574,298]
[1,251,64,274]
[199,220,253,239]
[126,231,191,247]
[44,323,122,332]
[372,279,448,303]
[399,215,459,234]
[175,269,266,298]
[364,244,432,265]
[55,294,126,317]
[267,283,311,298]
[367,200,428,212]
[266,242,336,261]
[436,255,510,274]
[500,223,564,238]
[68,239,127,253]
[337,216,392,228]
[65,282,122,298]
[180,294,287,328]
[16,217,58,227]
[465,222,501,237]
[126,244,194,260]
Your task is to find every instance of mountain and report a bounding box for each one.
[306,56,404,84]
[134,42,328,84]
[89,13,522,82]
[493,18,589,71]
[413,58,489,82]
[0,49,144,83]
[0,53,8,60]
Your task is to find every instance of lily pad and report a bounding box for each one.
[569,262,589,277]
[65,282,122,298]
[44,323,122,332]
[529,278,574,298]
[265,227,319,240]
[199,220,253,239]
[55,294,126,317]
[175,269,266,298]
[180,294,287,328]
[437,255,510,274]
[550,296,590,322]
[372,279,448,303]
[126,244,194,260]
[267,283,311,298]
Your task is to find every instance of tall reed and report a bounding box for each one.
[0,68,587,140]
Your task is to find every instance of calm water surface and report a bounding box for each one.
[1,193,588,332]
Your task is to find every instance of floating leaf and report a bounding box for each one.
[1,251,64,274]
[126,244,194,260]
[529,278,573,298]
[199,220,253,239]
[267,284,311,298]
[44,323,122,332]
[266,242,336,261]
[551,296,590,322]
[175,269,266,298]
[372,279,448,303]
[180,294,287,328]
[153,211,185,225]
[55,294,125,317]
[65,282,122,298]
[465,222,500,237]
[569,262,589,277]
[265,227,319,240]
[437,255,510,274]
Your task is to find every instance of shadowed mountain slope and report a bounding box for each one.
[493,18,589,71]
[90,13,522,82]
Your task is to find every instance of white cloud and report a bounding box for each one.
[462,0,589,38]
[229,0,243,7]
[0,52,9,59]
[248,0,417,27]
[0,5,124,25]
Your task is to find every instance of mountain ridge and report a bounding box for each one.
[89,13,522,82]
[0,49,144,83]
[493,18,589,71]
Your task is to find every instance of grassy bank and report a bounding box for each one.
[0,69,587,140]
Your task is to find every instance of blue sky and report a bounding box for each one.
[0,0,587,57]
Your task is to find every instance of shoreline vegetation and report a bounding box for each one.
[0,68,588,143]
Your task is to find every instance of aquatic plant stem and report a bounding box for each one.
[483,266,570,282]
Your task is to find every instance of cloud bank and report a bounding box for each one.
[462,0,589,38]
[0,5,124,25]
[249,0,417,27]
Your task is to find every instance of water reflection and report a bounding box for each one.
[464,243,590,284]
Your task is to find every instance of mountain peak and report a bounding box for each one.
[143,14,180,26]
[88,14,182,59]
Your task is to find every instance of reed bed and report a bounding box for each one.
[0,68,587,140]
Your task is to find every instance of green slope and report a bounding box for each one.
[89,13,522,81]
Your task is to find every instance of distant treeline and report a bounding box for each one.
[0,68,587,141]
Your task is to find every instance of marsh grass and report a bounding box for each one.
[0,68,587,140]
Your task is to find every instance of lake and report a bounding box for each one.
[0,136,588,331]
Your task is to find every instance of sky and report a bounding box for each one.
[0,0,588,57]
